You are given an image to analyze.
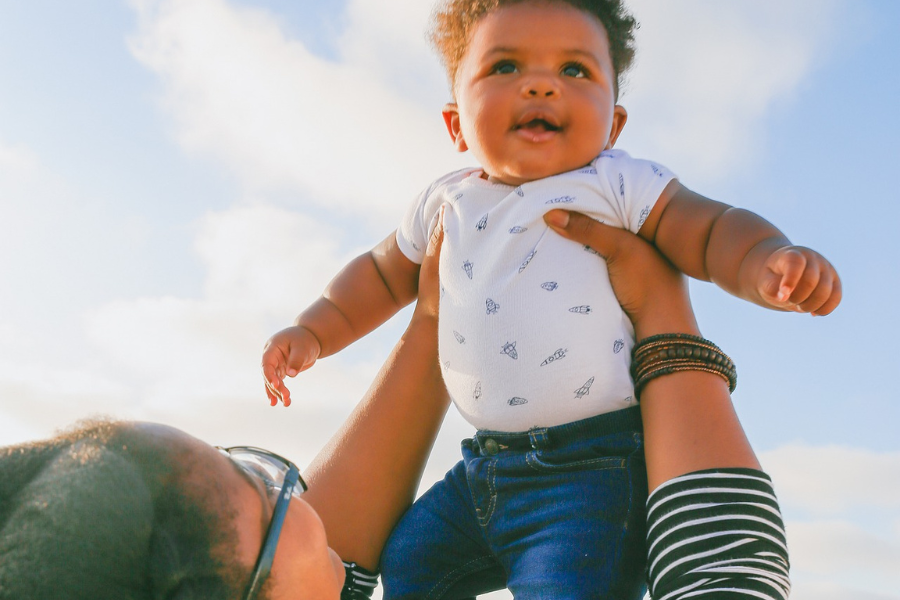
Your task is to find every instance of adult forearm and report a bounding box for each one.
[302,311,450,570]
[634,288,760,492]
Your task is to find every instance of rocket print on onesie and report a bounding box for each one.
[396,150,675,432]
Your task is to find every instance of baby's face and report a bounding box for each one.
[444,1,626,186]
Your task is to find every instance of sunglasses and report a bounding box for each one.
[217,446,309,600]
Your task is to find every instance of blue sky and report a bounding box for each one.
[1,1,898,598]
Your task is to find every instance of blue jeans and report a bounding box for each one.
[381,406,648,600]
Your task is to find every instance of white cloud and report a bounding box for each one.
[618,0,841,183]
[757,444,900,599]
[195,205,353,313]
[787,519,900,600]
[761,444,900,514]
[0,139,48,272]
[0,359,135,447]
[0,204,386,451]
[126,0,846,212]
[338,0,449,104]
[788,519,900,575]
[791,582,900,600]
[128,0,466,229]
[0,408,47,448]
[0,139,40,182]
[82,205,368,409]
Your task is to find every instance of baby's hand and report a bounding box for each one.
[757,246,842,316]
[261,326,322,407]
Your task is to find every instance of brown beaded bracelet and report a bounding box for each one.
[631,333,737,398]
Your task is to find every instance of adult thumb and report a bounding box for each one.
[543,210,628,259]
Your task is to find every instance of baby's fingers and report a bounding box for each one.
[785,259,822,310]
[800,265,841,316]
[769,248,809,304]
[265,380,280,407]
[811,275,842,316]
[792,265,835,314]
[261,360,291,407]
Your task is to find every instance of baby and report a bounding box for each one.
[263,0,840,597]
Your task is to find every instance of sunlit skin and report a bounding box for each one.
[443,2,627,186]
[139,424,345,599]
[262,0,841,408]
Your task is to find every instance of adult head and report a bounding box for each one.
[0,419,344,600]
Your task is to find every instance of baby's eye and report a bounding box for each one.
[561,63,587,78]
[492,62,518,75]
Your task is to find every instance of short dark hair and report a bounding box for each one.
[429,0,638,98]
[0,419,255,600]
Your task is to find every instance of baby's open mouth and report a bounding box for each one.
[516,118,561,132]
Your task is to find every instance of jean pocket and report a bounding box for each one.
[525,431,642,473]
[466,457,498,526]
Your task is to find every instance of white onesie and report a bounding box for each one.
[397,150,676,432]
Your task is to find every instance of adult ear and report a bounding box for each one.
[605,105,628,149]
[441,103,468,152]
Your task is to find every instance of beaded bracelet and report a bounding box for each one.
[631,333,737,398]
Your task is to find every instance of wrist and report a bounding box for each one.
[288,323,324,358]
[635,320,701,341]
[632,298,701,341]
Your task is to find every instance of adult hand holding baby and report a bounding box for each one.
[543,208,697,340]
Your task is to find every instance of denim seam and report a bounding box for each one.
[475,459,498,527]
[425,554,499,600]
[612,432,645,596]
[606,454,634,595]
[525,452,626,473]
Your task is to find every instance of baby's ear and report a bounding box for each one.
[442,103,468,152]
[605,105,628,149]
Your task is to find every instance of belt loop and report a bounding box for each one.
[529,429,548,449]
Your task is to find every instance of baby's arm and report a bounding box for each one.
[639,181,841,315]
[262,231,420,406]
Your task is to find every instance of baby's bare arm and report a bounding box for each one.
[639,181,841,314]
[299,232,420,357]
[262,231,419,405]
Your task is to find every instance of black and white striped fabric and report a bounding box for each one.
[341,561,379,600]
[646,468,791,599]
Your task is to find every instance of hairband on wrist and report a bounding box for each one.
[631,333,737,399]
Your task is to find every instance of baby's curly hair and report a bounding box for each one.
[430,0,638,98]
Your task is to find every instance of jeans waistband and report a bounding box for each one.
[473,406,642,453]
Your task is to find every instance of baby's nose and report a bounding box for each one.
[522,74,559,98]
[528,87,555,97]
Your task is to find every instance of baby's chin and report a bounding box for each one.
[480,145,606,186]
[485,159,597,186]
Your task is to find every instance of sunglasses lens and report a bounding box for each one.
[225,448,305,501]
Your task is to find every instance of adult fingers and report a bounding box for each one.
[543,209,634,260]
[425,205,446,261]
[417,205,445,317]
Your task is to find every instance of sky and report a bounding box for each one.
[0,0,898,598]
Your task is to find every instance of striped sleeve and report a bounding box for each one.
[646,468,791,600]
